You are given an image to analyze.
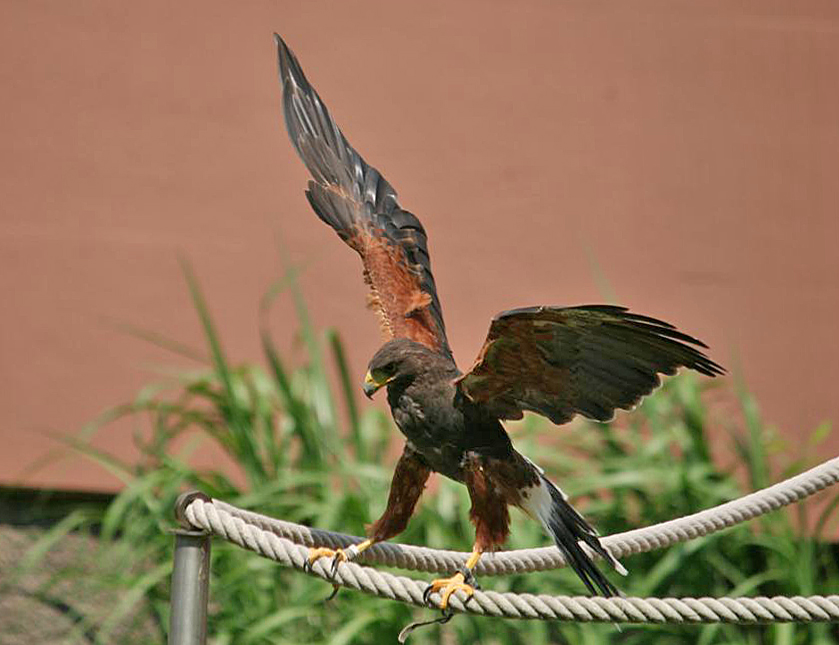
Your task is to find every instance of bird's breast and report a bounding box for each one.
[390,390,467,480]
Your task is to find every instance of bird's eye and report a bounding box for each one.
[371,362,397,382]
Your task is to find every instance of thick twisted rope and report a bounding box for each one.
[181,497,839,624]
[181,454,839,576]
[176,455,839,625]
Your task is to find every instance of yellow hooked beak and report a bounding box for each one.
[362,370,390,399]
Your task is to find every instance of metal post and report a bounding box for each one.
[169,492,212,645]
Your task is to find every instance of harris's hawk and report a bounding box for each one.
[274,34,724,609]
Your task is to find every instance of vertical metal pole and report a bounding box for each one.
[169,492,212,645]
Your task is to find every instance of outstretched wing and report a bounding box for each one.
[457,305,724,424]
[274,35,451,359]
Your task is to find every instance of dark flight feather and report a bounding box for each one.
[457,305,725,425]
[275,35,451,358]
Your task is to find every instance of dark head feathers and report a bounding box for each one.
[369,339,456,377]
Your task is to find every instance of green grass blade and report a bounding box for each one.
[179,257,264,482]
[327,328,363,460]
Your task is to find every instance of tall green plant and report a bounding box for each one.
[13,270,839,645]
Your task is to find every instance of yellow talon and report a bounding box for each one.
[423,548,482,610]
[306,540,377,601]
[423,572,475,610]
[306,539,375,574]
[307,547,347,570]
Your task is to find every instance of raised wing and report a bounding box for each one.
[274,35,451,359]
[457,305,724,424]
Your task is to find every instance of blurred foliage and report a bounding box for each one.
[12,269,839,645]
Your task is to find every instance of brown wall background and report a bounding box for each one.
[2,1,838,491]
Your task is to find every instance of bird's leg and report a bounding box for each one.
[423,548,483,610]
[307,446,431,598]
[422,451,511,611]
[306,538,377,576]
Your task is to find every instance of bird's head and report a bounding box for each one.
[363,339,437,398]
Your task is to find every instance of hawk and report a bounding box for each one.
[274,34,724,610]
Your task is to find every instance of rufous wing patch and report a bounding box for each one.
[356,227,445,353]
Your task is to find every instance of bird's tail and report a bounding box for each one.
[520,467,626,596]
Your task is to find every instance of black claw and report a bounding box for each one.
[303,560,312,574]
[422,584,434,606]
[324,584,341,603]
[330,556,342,577]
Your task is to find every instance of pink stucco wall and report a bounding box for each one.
[2,1,838,491]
